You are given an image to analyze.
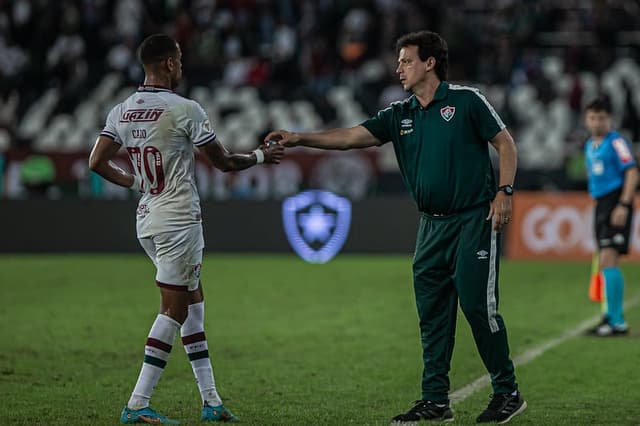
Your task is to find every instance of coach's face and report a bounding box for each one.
[168,44,183,89]
[585,110,611,138]
[396,45,435,92]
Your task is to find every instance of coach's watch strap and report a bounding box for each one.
[498,184,514,196]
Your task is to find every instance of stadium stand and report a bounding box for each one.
[1,0,639,196]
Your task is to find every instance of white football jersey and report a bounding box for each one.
[100,85,216,238]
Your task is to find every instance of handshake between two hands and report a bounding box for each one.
[256,130,297,164]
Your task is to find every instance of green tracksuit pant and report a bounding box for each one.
[413,205,517,403]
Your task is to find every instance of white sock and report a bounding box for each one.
[127,314,180,410]
[181,302,223,407]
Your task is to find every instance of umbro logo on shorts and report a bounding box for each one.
[476,250,489,260]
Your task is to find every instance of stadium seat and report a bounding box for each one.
[190,86,212,106]
[18,88,60,140]
[0,129,10,152]
[291,101,322,131]
[33,114,73,152]
[93,73,123,104]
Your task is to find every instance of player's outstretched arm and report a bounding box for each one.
[89,136,141,190]
[264,125,380,150]
[199,139,284,172]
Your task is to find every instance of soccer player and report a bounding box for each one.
[584,97,638,336]
[266,30,525,424]
[89,34,284,424]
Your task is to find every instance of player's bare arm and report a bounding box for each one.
[611,166,639,227]
[89,136,140,190]
[264,125,380,150]
[199,139,284,172]
[487,128,517,231]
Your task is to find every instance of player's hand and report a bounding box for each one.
[258,140,285,164]
[610,205,629,227]
[264,130,300,147]
[487,192,512,232]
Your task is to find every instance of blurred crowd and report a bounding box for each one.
[1,0,640,153]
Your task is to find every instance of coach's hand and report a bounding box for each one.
[487,192,512,232]
[264,130,300,147]
[610,204,629,227]
[258,140,285,164]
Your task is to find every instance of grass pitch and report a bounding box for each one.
[1,255,639,425]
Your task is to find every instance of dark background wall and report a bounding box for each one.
[0,198,419,253]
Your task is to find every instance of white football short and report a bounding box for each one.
[138,224,204,292]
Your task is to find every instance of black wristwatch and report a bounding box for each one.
[498,185,514,196]
[618,201,632,209]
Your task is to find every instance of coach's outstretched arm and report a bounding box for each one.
[199,139,284,172]
[265,126,381,150]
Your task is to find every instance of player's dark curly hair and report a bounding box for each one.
[585,97,611,114]
[396,31,448,81]
[138,34,178,66]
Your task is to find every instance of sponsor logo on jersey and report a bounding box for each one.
[440,106,455,122]
[120,108,165,123]
[612,138,633,163]
[400,118,414,135]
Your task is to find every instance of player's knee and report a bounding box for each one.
[161,305,189,324]
[160,293,191,324]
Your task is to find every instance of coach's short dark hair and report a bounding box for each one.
[396,31,448,81]
[138,34,178,65]
[585,97,611,114]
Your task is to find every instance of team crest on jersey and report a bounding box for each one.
[440,106,455,122]
[282,190,351,264]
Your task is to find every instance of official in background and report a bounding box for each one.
[584,97,639,336]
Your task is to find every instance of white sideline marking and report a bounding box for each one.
[450,294,640,405]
